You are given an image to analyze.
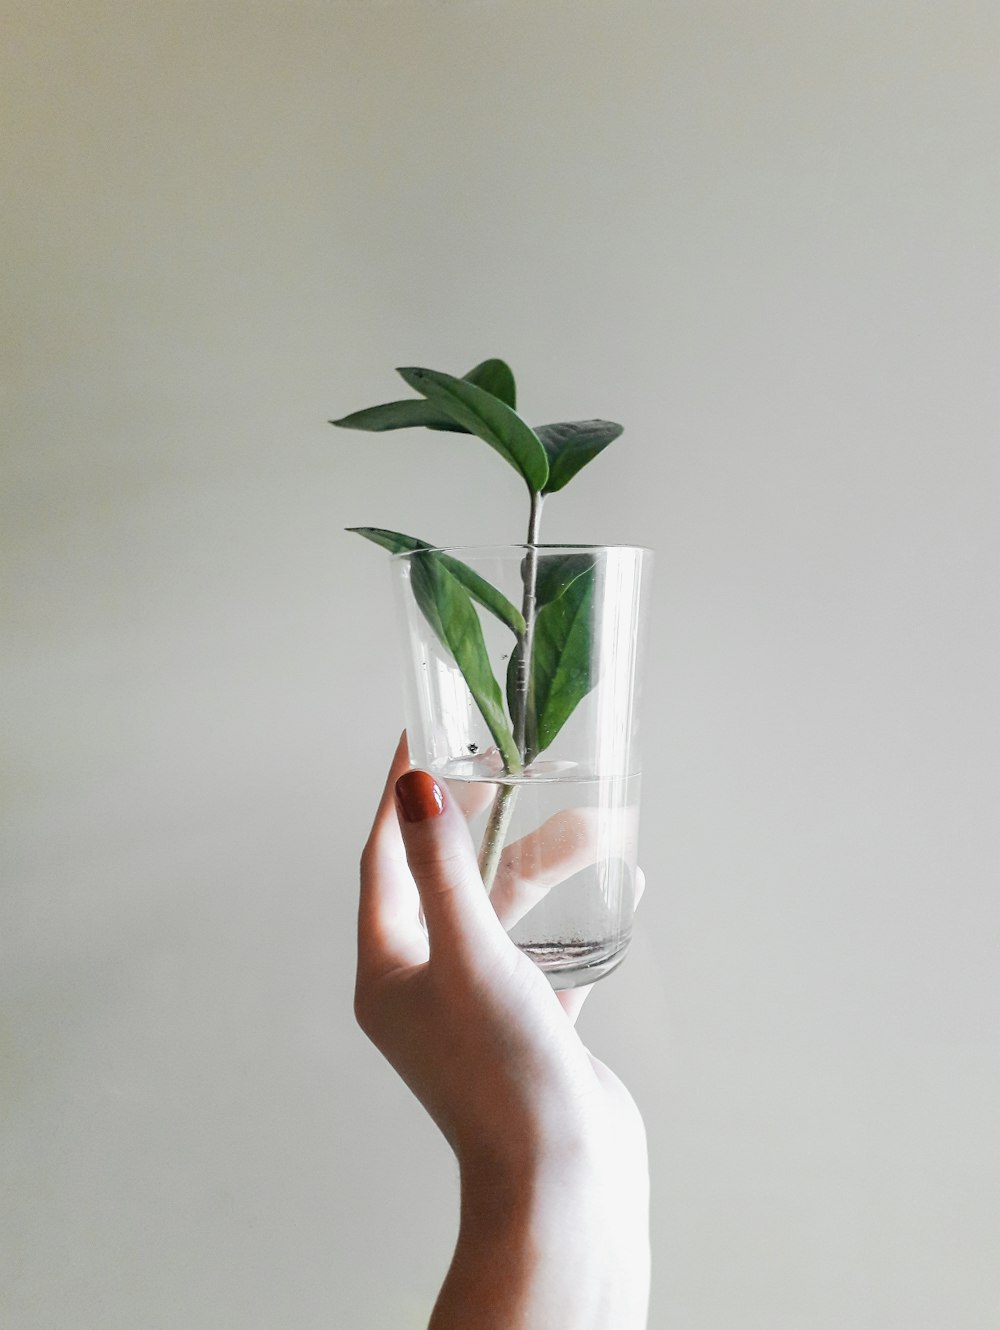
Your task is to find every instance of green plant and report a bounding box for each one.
[332,358,623,885]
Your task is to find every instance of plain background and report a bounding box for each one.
[2,1,998,1326]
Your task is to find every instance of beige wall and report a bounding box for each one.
[3,2,998,1326]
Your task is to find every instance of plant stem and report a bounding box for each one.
[476,779,519,888]
[513,489,544,761]
[478,489,545,892]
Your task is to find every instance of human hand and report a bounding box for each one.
[354,733,650,1329]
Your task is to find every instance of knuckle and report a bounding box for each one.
[353,980,379,1037]
[407,841,475,893]
[358,839,377,879]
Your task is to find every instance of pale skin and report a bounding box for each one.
[355,733,650,1329]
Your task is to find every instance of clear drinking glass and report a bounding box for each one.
[392,544,652,989]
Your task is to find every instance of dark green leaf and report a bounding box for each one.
[535,420,623,494]
[348,527,524,635]
[346,526,428,555]
[507,558,598,762]
[462,358,516,409]
[408,552,521,772]
[331,397,460,433]
[530,551,599,609]
[423,358,518,432]
[397,367,549,493]
[330,359,517,434]
[505,643,525,754]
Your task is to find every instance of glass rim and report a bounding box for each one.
[390,542,654,561]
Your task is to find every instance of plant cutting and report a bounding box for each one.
[333,359,651,987]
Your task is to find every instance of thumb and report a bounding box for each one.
[394,770,502,953]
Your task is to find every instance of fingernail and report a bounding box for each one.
[395,770,445,823]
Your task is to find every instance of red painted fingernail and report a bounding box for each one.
[395,771,445,823]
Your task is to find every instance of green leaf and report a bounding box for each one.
[506,556,598,763]
[535,420,623,494]
[348,527,525,635]
[462,358,517,409]
[397,367,549,493]
[408,551,521,772]
[346,526,429,556]
[331,397,462,433]
[330,359,516,434]
[530,551,599,609]
[423,358,518,433]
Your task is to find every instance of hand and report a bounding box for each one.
[355,733,650,1329]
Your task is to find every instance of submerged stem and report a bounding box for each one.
[477,780,518,888]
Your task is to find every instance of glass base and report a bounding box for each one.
[519,937,630,990]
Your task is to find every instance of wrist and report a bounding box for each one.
[457,1112,601,1204]
[438,1133,649,1330]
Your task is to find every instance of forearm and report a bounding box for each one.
[430,1151,650,1330]
[359,744,652,1328]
